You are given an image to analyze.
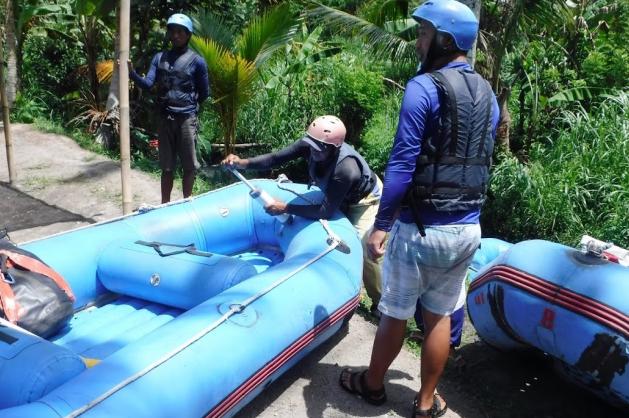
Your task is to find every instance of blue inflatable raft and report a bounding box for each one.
[467,239,629,409]
[0,180,362,417]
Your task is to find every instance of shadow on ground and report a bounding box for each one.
[439,340,627,418]
[237,311,627,418]
[0,182,92,233]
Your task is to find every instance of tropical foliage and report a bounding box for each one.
[3,0,628,247]
[190,3,299,154]
[483,92,629,248]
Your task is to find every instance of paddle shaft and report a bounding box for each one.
[226,167,290,223]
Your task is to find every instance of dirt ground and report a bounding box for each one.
[1,124,626,418]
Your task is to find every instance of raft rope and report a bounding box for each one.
[64,221,344,418]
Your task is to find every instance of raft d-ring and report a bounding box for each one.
[229,303,245,314]
[150,273,161,286]
[2,271,15,284]
[219,208,230,217]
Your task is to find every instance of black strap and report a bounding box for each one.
[0,328,18,345]
[431,71,459,156]
[406,189,427,238]
[134,240,213,258]
[477,79,494,158]
[417,155,490,166]
[415,185,485,195]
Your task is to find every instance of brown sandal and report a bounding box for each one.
[339,368,387,406]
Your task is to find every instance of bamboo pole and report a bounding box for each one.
[0,27,16,185]
[119,0,132,214]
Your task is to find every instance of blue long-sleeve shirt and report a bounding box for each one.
[130,47,210,114]
[374,61,500,232]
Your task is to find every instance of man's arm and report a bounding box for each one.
[245,140,309,170]
[373,78,432,232]
[130,54,160,90]
[285,158,358,219]
[195,57,210,104]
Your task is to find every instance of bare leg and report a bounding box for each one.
[182,169,195,198]
[416,308,451,410]
[365,314,407,389]
[161,170,174,203]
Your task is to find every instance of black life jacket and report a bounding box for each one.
[409,67,495,213]
[308,143,376,205]
[156,49,199,113]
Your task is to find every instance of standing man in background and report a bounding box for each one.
[129,13,210,203]
[339,1,499,416]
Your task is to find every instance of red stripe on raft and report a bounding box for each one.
[206,296,359,418]
[486,267,629,334]
[469,265,629,337]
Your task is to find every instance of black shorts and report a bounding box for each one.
[157,113,200,171]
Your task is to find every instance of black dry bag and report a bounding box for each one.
[0,240,75,338]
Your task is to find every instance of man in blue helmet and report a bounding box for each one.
[339,1,499,416]
[129,13,210,203]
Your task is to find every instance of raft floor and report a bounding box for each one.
[50,248,283,361]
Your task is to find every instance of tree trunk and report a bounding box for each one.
[459,0,481,66]
[491,1,524,91]
[0,26,16,183]
[119,0,133,215]
[97,7,121,150]
[4,0,18,106]
[495,87,511,151]
[106,11,121,112]
[82,17,101,105]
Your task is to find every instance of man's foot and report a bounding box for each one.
[449,346,467,371]
[412,393,447,417]
[409,328,425,343]
[370,306,381,320]
[339,368,387,406]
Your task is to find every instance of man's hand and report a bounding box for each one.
[116,59,133,74]
[221,154,247,169]
[367,228,388,261]
[264,199,287,215]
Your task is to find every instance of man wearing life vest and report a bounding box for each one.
[222,116,383,313]
[129,14,210,203]
[340,1,500,416]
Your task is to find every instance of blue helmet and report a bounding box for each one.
[412,0,478,51]
[167,13,193,34]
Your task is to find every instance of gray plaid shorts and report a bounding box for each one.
[379,221,481,319]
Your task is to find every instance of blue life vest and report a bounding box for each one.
[156,49,199,114]
[308,143,376,205]
[409,67,495,212]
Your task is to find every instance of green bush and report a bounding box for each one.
[11,93,49,123]
[237,55,384,147]
[482,92,629,248]
[333,60,384,142]
[21,34,84,116]
[227,55,386,181]
[358,90,402,176]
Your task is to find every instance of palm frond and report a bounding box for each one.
[519,0,572,35]
[236,3,301,67]
[306,3,416,64]
[359,0,410,27]
[192,9,235,51]
[548,86,612,104]
[190,37,257,109]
